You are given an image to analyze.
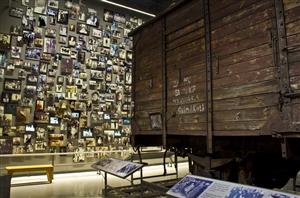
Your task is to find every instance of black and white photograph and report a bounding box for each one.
[58,10,69,25]
[43,38,56,54]
[77,23,90,35]
[59,25,68,36]
[86,15,99,27]
[103,9,114,22]
[59,36,67,44]
[0,33,11,49]
[37,15,47,27]
[25,48,41,60]
[60,46,71,56]
[34,0,47,14]
[167,175,213,198]
[48,0,59,9]
[11,46,22,59]
[0,138,13,154]
[4,79,21,91]
[9,7,24,18]
[45,28,56,38]
[68,36,76,47]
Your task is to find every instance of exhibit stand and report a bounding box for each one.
[167,175,300,198]
[91,158,144,196]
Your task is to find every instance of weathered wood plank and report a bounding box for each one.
[166,19,204,42]
[166,0,203,34]
[211,0,273,29]
[167,113,207,124]
[213,67,277,89]
[167,130,206,136]
[214,120,267,131]
[213,106,276,122]
[213,93,279,111]
[285,5,300,23]
[167,122,207,131]
[286,19,300,36]
[213,80,279,100]
[211,7,273,40]
[283,0,300,11]
[135,100,162,111]
[218,44,272,67]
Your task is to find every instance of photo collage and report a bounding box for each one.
[0,0,144,161]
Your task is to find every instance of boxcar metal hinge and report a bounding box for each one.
[204,0,213,155]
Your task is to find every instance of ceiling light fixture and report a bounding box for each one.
[100,0,156,17]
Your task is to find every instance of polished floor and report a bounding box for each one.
[10,162,189,198]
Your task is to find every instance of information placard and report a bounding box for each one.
[91,158,143,179]
[167,175,300,198]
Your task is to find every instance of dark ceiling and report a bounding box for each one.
[108,0,175,15]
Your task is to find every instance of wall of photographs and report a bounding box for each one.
[0,0,146,161]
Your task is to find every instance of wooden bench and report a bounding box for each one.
[6,164,54,183]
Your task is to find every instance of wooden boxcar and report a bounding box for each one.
[130,0,300,188]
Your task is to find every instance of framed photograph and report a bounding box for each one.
[0,33,11,49]
[43,37,56,54]
[60,58,72,74]
[69,23,76,32]
[34,111,49,123]
[24,85,37,97]
[49,134,65,147]
[34,0,47,14]
[45,28,56,38]
[11,47,22,59]
[26,7,33,18]
[77,23,90,35]
[34,38,44,48]
[71,51,77,59]
[59,25,68,36]
[68,36,76,47]
[81,128,93,138]
[91,28,102,38]
[0,138,13,154]
[58,10,69,25]
[48,0,59,9]
[50,117,60,125]
[37,15,47,27]
[4,79,21,91]
[78,51,85,64]
[40,53,51,62]
[22,16,35,31]
[59,36,67,44]
[48,16,56,26]
[103,9,114,22]
[22,0,29,6]
[57,76,64,84]
[78,12,86,21]
[86,15,99,27]
[65,86,78,100]
[9,7,24,18]
[60,46,71,56]
[125,72,132,85]
[16,107,31,124]
[27,75,38,84]
[10,25,22,36]
[25,48,41,60]
[114,12,126,24]
[48,8,58,16]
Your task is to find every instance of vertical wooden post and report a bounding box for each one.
[204,0,213,156]
[162,18,167,148]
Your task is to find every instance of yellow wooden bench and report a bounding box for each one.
[6,164,54,183]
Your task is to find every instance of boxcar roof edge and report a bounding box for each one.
[128,0,189,36]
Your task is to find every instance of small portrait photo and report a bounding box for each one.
[69,23,76,32]
[37,15,47,27]
[59,25,68,36]
[39,62,48,74]
[58,10,69,25]
[9,7,24,18]
[49,16,56,25]
[86,14,99,27]
[36,100,44,111]
[41,53,51,62]
[16,107,31,124]
[49,117,60,125]
[0,33,11,49]
[48,0,59,9]
[11,93,22,103]
[11,46,22,59]
[77,23,90,35]
[49,134,65,147]
[60,46,71,56]
[4,79,21,91]
[25,48,41,60]
[47,7,58,16]
[113,12,126,24]
[45,28,56,38]
[34,38,44,48]
[78,12,86,21]
[27,75,38,84]
[82,128,93,138]
[68,36,76,47]
[43,37,56,54]
[59,36,67,44]
[65,85,78,100]
[57,76,64,84]
[78,51,85,64]
[103,9,114,22]
[10,25,22,36]
[91,28,102,38]
[71,51,77,59]
[24,85,37,97]
[34,0,47,14]
[34,111,49,123]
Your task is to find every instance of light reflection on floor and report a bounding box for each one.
[11,162,189,198]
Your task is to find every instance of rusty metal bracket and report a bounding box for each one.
[204,0,213,155]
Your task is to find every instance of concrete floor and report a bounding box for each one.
[10,163,189,198]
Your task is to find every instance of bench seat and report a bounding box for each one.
[6,164,54,183]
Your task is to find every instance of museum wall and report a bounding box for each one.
[0,0,149,172]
